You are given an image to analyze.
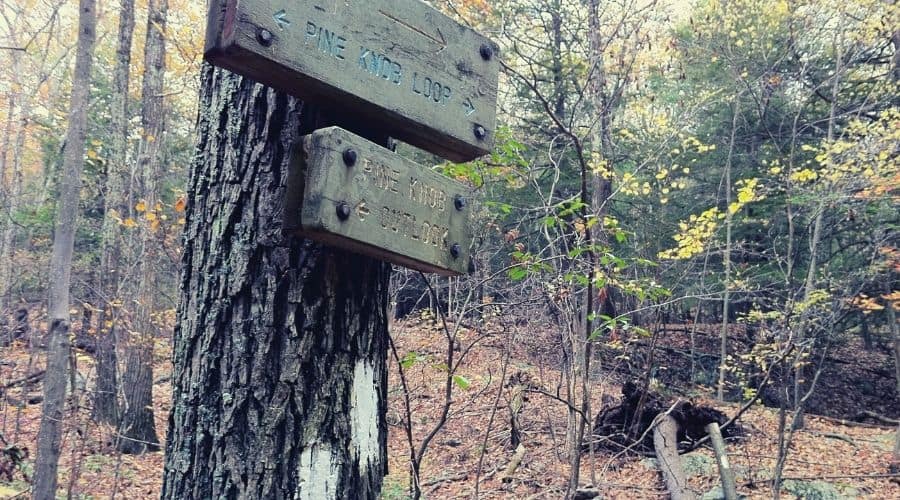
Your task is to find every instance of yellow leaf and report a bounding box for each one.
[0,485,23,497]
[135,201,147,212]
[123,218,137,228]
[174,197,186,212]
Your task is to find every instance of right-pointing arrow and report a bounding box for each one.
[463,98,476,116]
[355,200,370,221]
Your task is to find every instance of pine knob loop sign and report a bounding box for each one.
[204,0,499,162]
[285,127,475,276]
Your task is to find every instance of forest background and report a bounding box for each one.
[0,0,898,498]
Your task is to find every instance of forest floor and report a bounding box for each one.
[1,314,898,499]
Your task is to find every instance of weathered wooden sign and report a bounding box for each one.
[285,127,474,275]
[205,0,499,162]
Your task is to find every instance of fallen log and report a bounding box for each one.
[591,381,741,454]
[500,443,526,483]
[654,414,695,500]
[706,422,738,500]
[1,370,46,391]
[854,410,899,426]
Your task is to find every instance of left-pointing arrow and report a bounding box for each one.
[273,9,290,29]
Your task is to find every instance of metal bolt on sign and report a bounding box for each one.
[336,202,351,221]
[342,148,357,167]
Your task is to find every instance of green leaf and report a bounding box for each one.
[400,352,418,370]
[508,266,528,281]
[452,375,471,390]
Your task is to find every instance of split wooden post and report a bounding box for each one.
[705,422,738,500]
[653,414,695,500]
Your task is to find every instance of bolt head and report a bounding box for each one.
[454,195,467,211]
[473,124,487,141]
[479,43,493,61]
[342,148,357,167]
[336,202,351,221]
[450,243,461,259]
[257,29,274,47]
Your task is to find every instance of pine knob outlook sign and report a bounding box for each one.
[205,0,499,162]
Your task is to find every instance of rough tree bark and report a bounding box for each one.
[32,0,97,498]
[93,0,135,426]
[160,65,390,498]
[116,0,165,454]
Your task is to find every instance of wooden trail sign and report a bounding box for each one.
[286,127,474,275]
[205,0,499,162]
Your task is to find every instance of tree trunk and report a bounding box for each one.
[0,50,25,314]
[861,313,872,351]
[93,0,135,426]
[719,98,740,401]
[891,422,900,480]
[33,0,97,498]
[891,30,899,83]
[653,415,695,500]
[889,295,899,399]
[0,91,15,313]
[160,66,390,498]
[117,335,159,453]
[117,0,166,454]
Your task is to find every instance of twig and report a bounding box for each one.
[748,473,900,485]
[812,414,895,429]
[854,411,899,426]
[474,337,511,498]
[808,431,857,447]
[422,472,467,487]
[524,388,588,421]
[0,370,45,390]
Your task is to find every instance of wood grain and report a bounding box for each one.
[286,126,474,275]
[205,0,499,162]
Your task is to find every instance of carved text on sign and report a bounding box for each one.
[285,126,474,275]
[205,0,499,161]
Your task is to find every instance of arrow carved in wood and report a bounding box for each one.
[356,200,370,221]
[273,9,290,29]
[463,98,476,116]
